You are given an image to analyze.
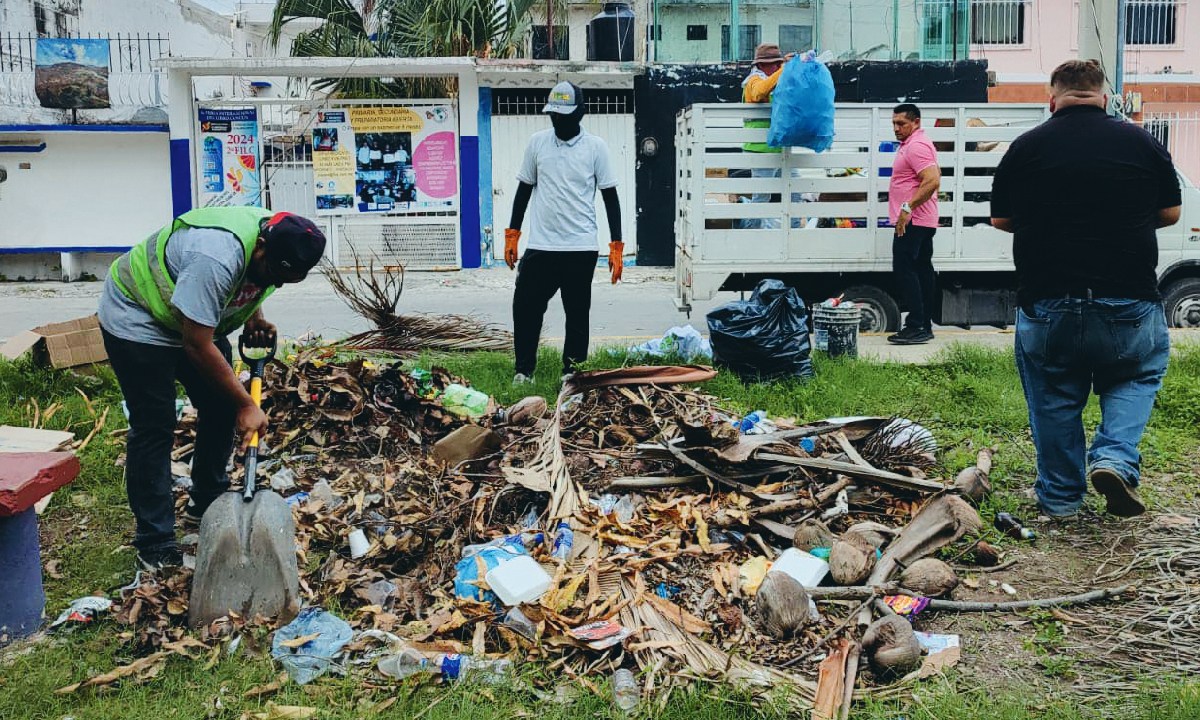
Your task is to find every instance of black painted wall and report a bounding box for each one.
[633,60,989,266]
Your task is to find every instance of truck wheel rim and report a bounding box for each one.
[1173,296,1200,328]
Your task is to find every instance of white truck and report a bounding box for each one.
[673,103,1200,330]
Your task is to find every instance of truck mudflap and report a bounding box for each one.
[938,287,1017,329]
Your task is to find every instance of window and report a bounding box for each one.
[720,25,761,62]
[971,0,1027,44]
[1126,0,1177,45]
[1143,119,1170,149]
[531,25,569,59]
[34,3,49,37]
[686,24,708,41]
[779,24,814,54]
[647,24,662,41]
[54,11,71,38]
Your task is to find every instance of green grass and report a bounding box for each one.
[4,344,1200,719]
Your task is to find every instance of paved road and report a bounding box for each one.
[3,268,1196,363]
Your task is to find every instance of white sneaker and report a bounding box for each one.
[512,373,533,386]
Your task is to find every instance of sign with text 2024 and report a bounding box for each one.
[312,105,458,215]
[197,108,262,207]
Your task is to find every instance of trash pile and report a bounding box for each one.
[99,355,1133,711]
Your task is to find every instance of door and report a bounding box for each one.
[490,89,636,260]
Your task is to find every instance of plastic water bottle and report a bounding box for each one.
[612,668,639,713]
[551,521,574,561]
[437,654,512,683]
[377,650,434,679]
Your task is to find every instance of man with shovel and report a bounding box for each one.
[98,207,326,571]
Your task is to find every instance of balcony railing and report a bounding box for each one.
[0,33,170,113]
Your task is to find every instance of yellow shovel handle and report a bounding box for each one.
[249,375,263,448]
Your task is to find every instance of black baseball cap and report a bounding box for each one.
[261,212,326,279]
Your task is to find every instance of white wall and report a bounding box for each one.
[0,132,171,264]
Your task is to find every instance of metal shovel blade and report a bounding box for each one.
[189,490,299,628]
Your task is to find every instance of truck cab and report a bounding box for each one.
[674,103,1200,330]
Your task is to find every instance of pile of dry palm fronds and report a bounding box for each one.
[325,260,511,354]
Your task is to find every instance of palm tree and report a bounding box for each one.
[268,0,546,97]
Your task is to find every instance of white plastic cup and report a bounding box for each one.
[348,528,370,558]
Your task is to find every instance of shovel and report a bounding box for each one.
[189,336,299,628]
[239,336,272,502]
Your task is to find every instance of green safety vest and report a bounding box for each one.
[110,206,276,336]
[743,116,782,154]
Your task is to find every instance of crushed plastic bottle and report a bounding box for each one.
[551,521,574,561]
[438,654,513,683]
[270,467,296,491]
[612,668,639,713]
[503,607,539,640]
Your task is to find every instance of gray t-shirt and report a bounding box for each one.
[98,227,266,347]
[517,128,617,252]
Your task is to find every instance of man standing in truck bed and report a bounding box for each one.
[991,59,1181,519]
[887,103,942,345]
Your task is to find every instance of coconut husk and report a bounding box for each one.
[756,571,812,638]
[793,519,835,552]
[898,558,959,597]
[506,396,548,425]
[862,615,923,679]
[829,531,877,585]
[953,448,993,503]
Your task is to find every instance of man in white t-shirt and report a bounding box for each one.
[504,81,623,384]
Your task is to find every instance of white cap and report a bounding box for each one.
[542,81,582,114]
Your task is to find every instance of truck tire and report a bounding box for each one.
[1163,277,1200,328]
[841,285,901,333]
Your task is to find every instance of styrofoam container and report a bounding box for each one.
[769,548,829,588]
[485,555,552,606]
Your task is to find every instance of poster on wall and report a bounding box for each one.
[197,108,262,207]
[35,39,110,109]
[312,105,458,216]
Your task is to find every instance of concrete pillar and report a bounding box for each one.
[458,69,482,268]
[1077,0,1119,97]
[167,68,195,216]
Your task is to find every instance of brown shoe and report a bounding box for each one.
[1090,467,1146,518]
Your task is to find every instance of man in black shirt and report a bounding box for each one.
[991,59,1182,519]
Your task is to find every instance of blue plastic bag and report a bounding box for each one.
[768,53,835,152]
[271,607,354,685]
[453,542,526,604]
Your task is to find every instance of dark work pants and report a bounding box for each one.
[102,329,235,551]
[892,226,937,330]
[513,249,599,376]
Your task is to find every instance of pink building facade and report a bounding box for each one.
[968,0,1199,181]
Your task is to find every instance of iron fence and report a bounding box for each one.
[0,33,170,109]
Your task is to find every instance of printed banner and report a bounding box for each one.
[35,39,110,110]
[313,105,458,215]
[197,108,262,207]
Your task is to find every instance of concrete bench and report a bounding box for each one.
[0,452,80,644]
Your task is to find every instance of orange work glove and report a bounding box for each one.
[608,241,624,284]
[504,228,520,270]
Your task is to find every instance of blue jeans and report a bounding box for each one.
[1015,298,1169,516]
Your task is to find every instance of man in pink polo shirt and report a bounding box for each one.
[887,103,942,345]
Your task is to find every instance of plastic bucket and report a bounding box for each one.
[813,305,861,358]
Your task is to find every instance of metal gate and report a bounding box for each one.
[489,89,636,260]
[194,95,461,270]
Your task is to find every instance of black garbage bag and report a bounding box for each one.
[706,279,814,381]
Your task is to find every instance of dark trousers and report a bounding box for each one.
[102,329,235,551]
[513,249,598,376]
[892,226,937,330]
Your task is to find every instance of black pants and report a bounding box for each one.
[892,226,937,330]
[102,329,235,551]
[513,249,598,376]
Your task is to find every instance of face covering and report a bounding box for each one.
[550,109,584,142]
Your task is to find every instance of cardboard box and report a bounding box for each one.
[0,315,107,369]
